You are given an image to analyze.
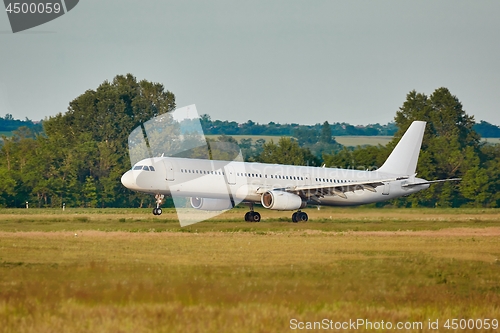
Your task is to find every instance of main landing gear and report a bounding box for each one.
[243,204,308,223]
[152,194,164,216]
[244,203,261,222]
[292,211,308,223]
[245,211,261,222]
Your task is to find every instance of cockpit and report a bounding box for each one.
[132,165,156,171]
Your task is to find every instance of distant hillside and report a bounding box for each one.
[0,114,43,136]
[195,115,500,138]
[2,113,500,138]
[194,115,399,137]
[473,120,500,138]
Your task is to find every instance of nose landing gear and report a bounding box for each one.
[152,194,164,215]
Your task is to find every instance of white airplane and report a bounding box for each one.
[121,121,459,223]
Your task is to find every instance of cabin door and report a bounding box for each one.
[302,173,311,186]
[224,165,236,185]
[164,161,175,181]
[382,182,390,195]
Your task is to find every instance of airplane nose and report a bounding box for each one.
[121,170,136,189]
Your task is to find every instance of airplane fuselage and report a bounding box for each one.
[121,120,459,224]
[121,156,429,206]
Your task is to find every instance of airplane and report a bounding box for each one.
[121,120,460,223]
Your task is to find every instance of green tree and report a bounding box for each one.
[257,137,320,166]
[320,121,332,143]
[0,168,16,206]
[40,74,176,207]
[461,144,500,207]
[83,176,98,208]
[392,88,481,207]
[323,145,386,171]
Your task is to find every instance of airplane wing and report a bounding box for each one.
[280,178,402,200]
[401,178,461,187]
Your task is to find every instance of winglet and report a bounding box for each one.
[377,121,426,176]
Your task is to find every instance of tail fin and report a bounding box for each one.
[377,121,426,176]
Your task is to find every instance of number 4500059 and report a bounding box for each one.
[5,2,61,14]
[444,318,498,330]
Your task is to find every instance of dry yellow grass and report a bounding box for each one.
[1,212,500,333]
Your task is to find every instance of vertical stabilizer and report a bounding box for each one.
[377,121,426,176]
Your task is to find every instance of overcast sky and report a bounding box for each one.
[1,1,499,126]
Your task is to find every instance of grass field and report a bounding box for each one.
[482,137,500,145]
[1,208,500,332]
[206,134,394,147]
[2,133,497,147]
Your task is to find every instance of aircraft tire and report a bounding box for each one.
[251,212,261,222]
[157,208,162,215]
[244,212,251,222]
[152,208,158,215]
[297,212,308,222]
[292,212,298,223]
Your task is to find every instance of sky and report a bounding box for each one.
[1,1,499,126]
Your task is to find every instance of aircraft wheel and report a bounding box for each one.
[156,208,162,215]
[297,211,308,222]
[251,212,261,222]
[292,212,298,223]
[244,212,251,222]
[153,208,158,215]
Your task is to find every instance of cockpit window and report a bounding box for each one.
[133,165,143,170]
[149,166,155,171]
[143,166,150,171]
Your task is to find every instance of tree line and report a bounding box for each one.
[3,112,499,139]
[196,114,500,138]
[0,74,498,208]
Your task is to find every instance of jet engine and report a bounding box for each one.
[190,197,233,211]
[260,190,306,211]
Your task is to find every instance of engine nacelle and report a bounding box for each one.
[190,197,233,211]
[260,190,306,211]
